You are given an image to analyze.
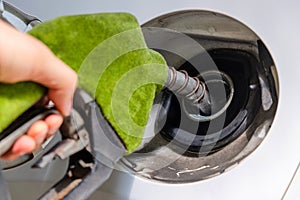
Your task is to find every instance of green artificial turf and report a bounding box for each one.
[0,13,167,153]
[0,83,46,133]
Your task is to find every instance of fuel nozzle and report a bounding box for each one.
[165,67,211,115]
[165,67,234,122]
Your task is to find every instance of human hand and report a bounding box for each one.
[0,20,77,160]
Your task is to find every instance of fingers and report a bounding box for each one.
[0,114,63,160]
[26,120,48,146]
[26,114,63,144]
[1,135,36,160]
[44,114,64,136]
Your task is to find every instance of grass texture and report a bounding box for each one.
[0,13,167,153]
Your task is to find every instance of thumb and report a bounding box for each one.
[30,46,78,116]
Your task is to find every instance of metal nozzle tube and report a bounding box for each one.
[165,67,211,115]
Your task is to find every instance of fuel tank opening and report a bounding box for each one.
[159,48,261,154]
[121,10,279,183]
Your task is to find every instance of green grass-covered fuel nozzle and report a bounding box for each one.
[0,13,210,153]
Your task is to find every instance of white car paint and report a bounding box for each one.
[3,0,300,199]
